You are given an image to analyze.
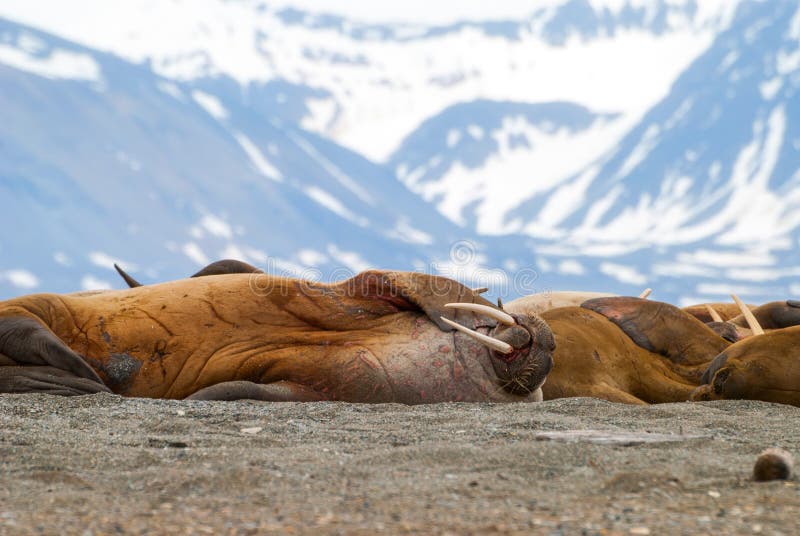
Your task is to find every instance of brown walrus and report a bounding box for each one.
[0,271,554,404]
[727,300,800,330]
[503,288,652,316]
[690,325,800,406]
[682,302,748,323]
[684,299,800,342]
[506,297,731,404]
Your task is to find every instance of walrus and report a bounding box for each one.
[690,324,800,406]
[505,297,731,404]
[726,300,800,331]
[682,302,748,323]
[114,259,263,288]
[505,288,651,316]
[684,299,800,343]
[0,270,554,404]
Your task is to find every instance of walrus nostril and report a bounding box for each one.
[494,326,531,349]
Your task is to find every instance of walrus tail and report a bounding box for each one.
[114,263,142,288]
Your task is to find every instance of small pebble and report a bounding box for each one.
[240,427,262,434]
[753,448,794,482]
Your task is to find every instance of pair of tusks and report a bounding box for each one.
[440,303,516,354]
[705,295,765,335]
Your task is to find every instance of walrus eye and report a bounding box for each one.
[439,317,513,354]
[788,300,800,309]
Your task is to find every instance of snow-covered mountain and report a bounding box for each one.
[0,0,798,306]
[0,17,466,292]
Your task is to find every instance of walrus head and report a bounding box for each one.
[441,302,555,395]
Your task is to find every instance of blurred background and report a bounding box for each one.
[0,0,797,304]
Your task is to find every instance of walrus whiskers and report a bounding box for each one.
[444,303,515,325]
[731,294,765,335]
[705,304,724,323]
[439,317,513,354]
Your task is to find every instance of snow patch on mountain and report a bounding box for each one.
[192,90,228,120]
[0,31,100,81]
[305,186,368,227]
[0,0,735,161]
[233,132,283,182]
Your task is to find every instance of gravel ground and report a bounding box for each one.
[1,394,799,535]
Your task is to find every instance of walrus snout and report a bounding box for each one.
[492,324,532,362]
[490,313,555,396]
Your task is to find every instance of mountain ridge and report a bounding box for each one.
[0,1,797,308]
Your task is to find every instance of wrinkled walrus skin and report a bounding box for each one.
[506,297,732,404]
[0,271,554,404]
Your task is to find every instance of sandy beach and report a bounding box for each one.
[1,394,799,534]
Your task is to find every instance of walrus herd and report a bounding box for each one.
[1,260,799,407]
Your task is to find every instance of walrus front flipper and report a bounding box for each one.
[185,381,327,402]
[582,297,730,366]
[190,259,263,278]
[0,317,104,383]
[340,270,499,332]
[0,366,111,396]
[114,263,142,288]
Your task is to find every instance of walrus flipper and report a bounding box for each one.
[0,365,111,396]
[185,381,326,402]
[0,317,107,395]
[581,297,730,366]
[190,259,263,278]
[343,271,500,332]
[114,263,142,288]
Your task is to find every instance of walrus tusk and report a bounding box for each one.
[472,287,489,295]
[445,303,515,326]
[731,294,765,335]
[639,288,652,299]
[705,304,723,323]
[439,317,513,354]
